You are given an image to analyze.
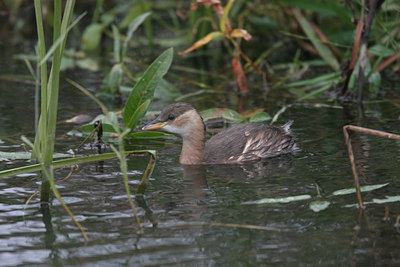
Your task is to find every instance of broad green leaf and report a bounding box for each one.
[333,183,389,196]
[292,9,340,71]
[242,194,311,205]
[200,108,243,122]
[123,48,173,129]
[125,99,151,131]
[309,200,330,212]
[249,111,271,123]
[81,23,104,51]
[101,64,123,94]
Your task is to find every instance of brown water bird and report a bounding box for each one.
[142,102,299,165]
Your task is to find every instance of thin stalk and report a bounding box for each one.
[33,0,49,202]
[112,143,143,234]
[342,125,400,209]
[69,78,144,232]
[136,155,156,194]
[33,0,47,163]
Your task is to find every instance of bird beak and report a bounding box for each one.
[142,121,167,131]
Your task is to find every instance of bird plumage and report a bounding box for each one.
[142,102,299,165]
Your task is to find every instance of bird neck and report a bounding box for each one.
[179,118,205,165]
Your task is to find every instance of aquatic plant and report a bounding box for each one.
[0,1,174,239]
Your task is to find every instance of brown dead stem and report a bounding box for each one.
[343,125,400,209]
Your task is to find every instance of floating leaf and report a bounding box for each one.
[345,195,400,208]
[242,194,311,205]
[123,48,173,129]
[64,114,92,124]
[0,151,70,161]
[332,183,389,196]
[309,200,330,212]
[200,108,243,122]
[178,31,224,55]
[372,195,400,204]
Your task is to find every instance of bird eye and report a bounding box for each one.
[168,114,175,120]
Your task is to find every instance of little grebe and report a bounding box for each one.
[142,102,298,165]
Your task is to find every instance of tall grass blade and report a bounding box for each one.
[292,9,340,71]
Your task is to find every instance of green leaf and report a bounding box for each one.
[112,24,121,63]
[292,9,340,71]
[309,200,330,212]
[81,113,119,136]
[81,23,104,51]
[332,183,389,196]
[0,150,156,179]
[119,4,152,29]
[122,12,151,58]
[368,44,394,57]
[200,108,243,122]
[372,195,400,204]
[125,99,151,131]
[283,72,341,88]
[368,71,381,95]
[101,64,123,94]
[296,83,332,101]
[123,48,173,129]
[249,111,271,123]
[220,0,235,33]
[0,151,70,161]
[242,194,312,205]
[345,195,400,208]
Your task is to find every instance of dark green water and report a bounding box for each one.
[1,42,400,266]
